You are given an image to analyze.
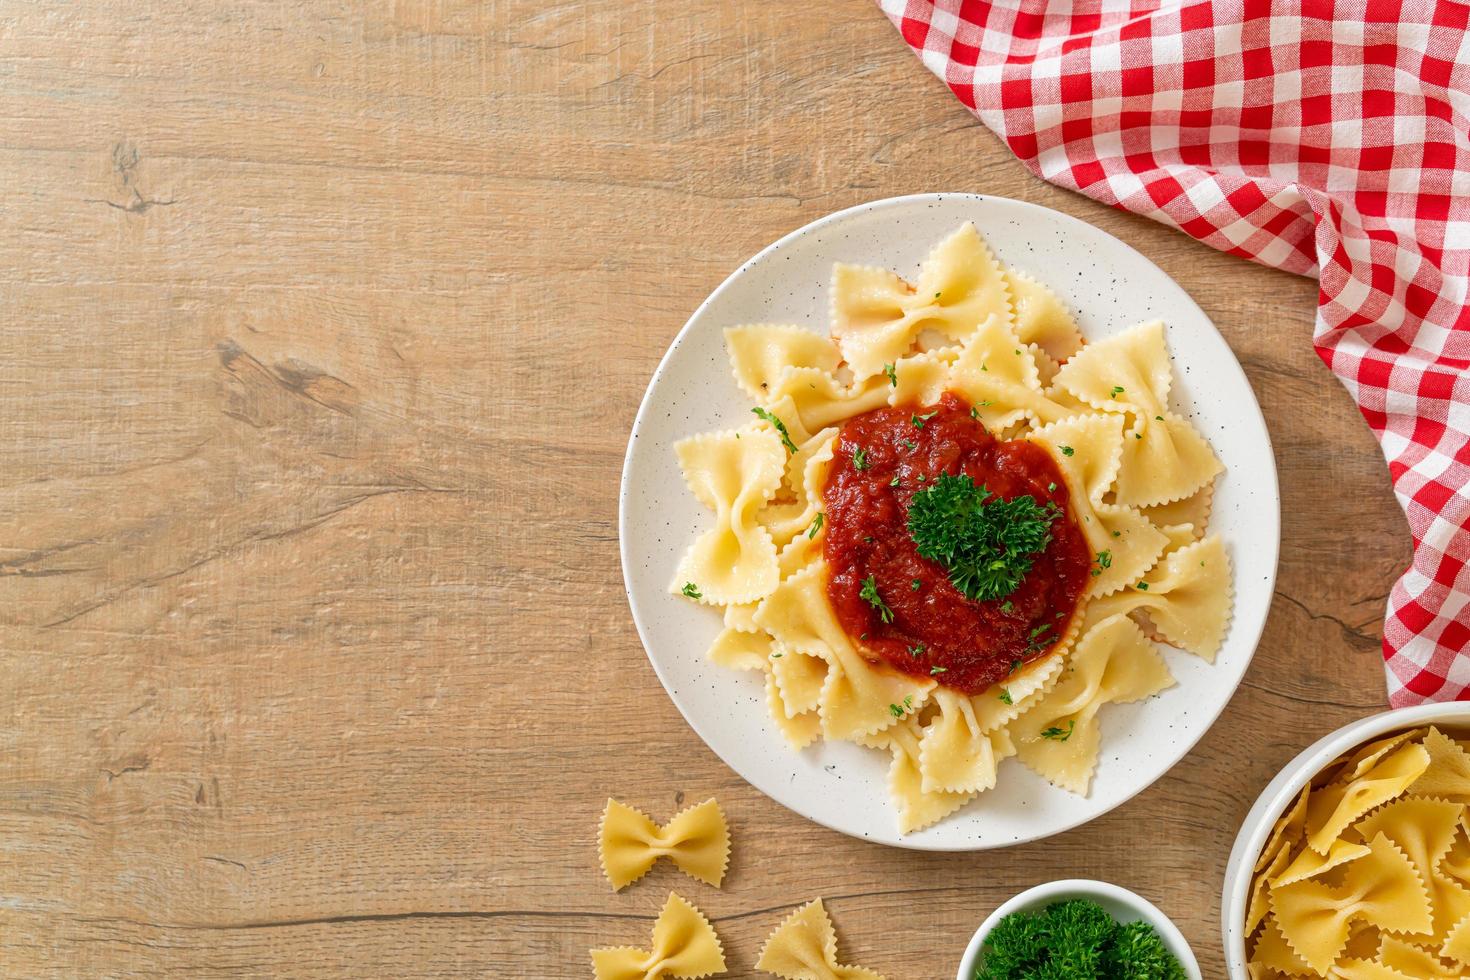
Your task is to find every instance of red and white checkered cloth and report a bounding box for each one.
[878,0,1470,705]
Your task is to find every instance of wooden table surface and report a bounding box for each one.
[0,2,1408,977]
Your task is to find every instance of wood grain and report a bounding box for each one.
[0,1,1406,977]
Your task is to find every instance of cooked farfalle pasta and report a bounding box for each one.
[599,799,731,891]
[672,428,785,605]
[672,224,1233,833]
[831,223,1011,381]
[592,892,726,980]
[756,899,886,980]
[1011,614,1175,794]
[1245,726,1470,979]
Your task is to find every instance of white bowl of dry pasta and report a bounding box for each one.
[1223,702,1470,978]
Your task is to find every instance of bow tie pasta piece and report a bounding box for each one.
[1407,727,1470,800]
[757,429,837,550]
[598,800,730,891]
[950,314,1077,430]
[1084,535,1234,662]
[1355,797,1470,939]
[1051,320,1222,507]
[830,222,1012,381]
[1012,613,1175,795]
[1115,411,1224,509]
[672,428,784,605]
[1053,320,1172,416]
[916,688,1018,795]
[862,718,976,834]
[754,562,933,742]
[1270,833,1433,976]
[1002,269,1084,363]
[724,325,841,403]
[756,899,887,980]
[1303,742,1430,855]
[592,893,727,980]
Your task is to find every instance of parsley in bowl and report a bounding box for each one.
[957,880,1199,980]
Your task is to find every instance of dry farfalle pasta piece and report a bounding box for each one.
[1270,833,1432,975]
[756,899,885,980]
[592,892,726,980]
[599,799,730,891]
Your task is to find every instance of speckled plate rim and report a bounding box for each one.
[618,192,1281,851]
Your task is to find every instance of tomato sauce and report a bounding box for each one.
[821,392,1090,694]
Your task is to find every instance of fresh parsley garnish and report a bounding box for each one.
[750,407,797,453]
[900,438,917,451]
[908,642,926,657]
[890,475,901,488]
[980,898,1186,979]
[1001,600,1014,614]
[1041,720,1075,742]
[999,688,1013,705]
[906,473,1058,603]
[884,362,898,387]
[930,665,947,675]
[911,578,922,591]
[1060,445,1075,457]
[681,582,702,600]
[888,695,914,719]
[859,575,894,623]
[1095,550,1112,569]
[1137,581,1150,591]
[970,405,981,419]
[1111,385,1125,396]
[853,447,870,470]
[807,512,825,539]
[911,410,938,429]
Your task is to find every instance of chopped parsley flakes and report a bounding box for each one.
[807,512,825,539]
[859,575,894,623]
[1059,445,1075,457]
[853,447,871,470]
[907,473,1058,603]
[999,688,1013,705]
[884,362,898,387]
[680,582,702,600]
[750,406,797,453]
[1041,720,1075,742]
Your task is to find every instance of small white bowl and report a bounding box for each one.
[1221,702,1470,977]
[956,879,1202,980]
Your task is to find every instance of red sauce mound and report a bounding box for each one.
[822,392,1090,694]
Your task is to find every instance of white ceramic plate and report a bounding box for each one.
[619,193,1280,850]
